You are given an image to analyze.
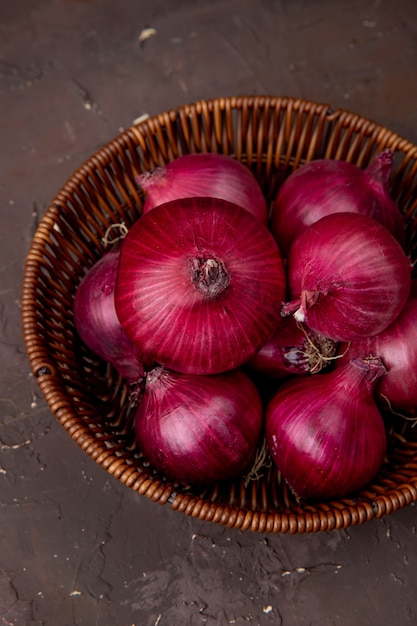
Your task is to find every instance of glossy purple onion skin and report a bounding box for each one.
[265,358,387,501]
[271,150,405,257]
[337,282,417,413]
[283,212,411,342]
[136,152,269,224]
[73,245,144,386]
[247,316,337,378]
[135,367,263,485]
[115,197,286,375]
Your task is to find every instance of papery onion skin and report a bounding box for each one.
[265,357,387,501]
[247,316,338,378]
[282,212,411,342]
[73,245,144,399]
[115,197,286,375]
[337,282,417,413]
[136,152,269,224]
[270,150,405,256]
[135,366,264,485]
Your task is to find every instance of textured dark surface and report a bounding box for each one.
[2,1,417,624]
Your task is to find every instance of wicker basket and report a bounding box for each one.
[22,96,417,534]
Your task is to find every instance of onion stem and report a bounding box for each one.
[293,322,348,374]
[244,437,272,487]
[380,393,417,426]
[102,222,129,247]
[191,256,230,298]
[282,290,320,323]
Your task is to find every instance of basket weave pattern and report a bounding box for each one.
[22,96,417,534]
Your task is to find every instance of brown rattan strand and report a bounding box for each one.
[21,95,417,534]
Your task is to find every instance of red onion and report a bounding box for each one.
[270,150,405,256]
[337,282,417,414]
[73,244,144,402]
[265,357,387,501]
[247,316,338,378]
[282,212,411,342]
[135,152,268,224]
[115,196,286,375]
[135,366,263,485]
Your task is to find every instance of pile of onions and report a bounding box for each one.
[270,149,405,256]
[72,150,416,499]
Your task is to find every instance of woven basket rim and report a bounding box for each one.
[45,95,417,194]
[21,94,417,534]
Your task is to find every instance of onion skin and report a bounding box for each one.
[115,196,286,375]
[73,245,144,396]
[337,282,417,413]
[247,316,338,378]
[136,152,269,224]
[283,212,411,342]
[135,366,264,485]
[270,150,405,256]
[265,358,387,501]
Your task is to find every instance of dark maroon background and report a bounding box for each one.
[2,1,417,624]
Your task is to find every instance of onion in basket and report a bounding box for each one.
[247,316,338,378]
[115,196,286,375]
[135,365,264,485]
[270,150,405,256]
[136,152,269,224]
[282,212,411,342]
[265,357,387,501]
[336,281,417,414]
[73,243,144,404]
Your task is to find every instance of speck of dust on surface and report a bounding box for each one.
[149,611,275,625]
